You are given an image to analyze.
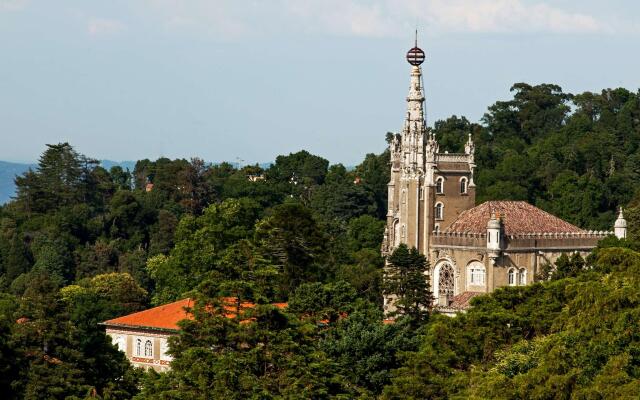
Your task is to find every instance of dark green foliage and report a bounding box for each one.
[2,81,640,397]
[255,202,329,296]
[435,84,640,229]
[267,150,330,186]
[322,310,419,395]
[135,295,353,399]
[383,244,433,323]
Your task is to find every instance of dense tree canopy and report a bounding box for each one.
[2,82,640,398]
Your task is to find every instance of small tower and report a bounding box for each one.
[614,207,627,239]
[487,214,502,264]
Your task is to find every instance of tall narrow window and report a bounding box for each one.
[136,339,142,356]
[460,177,468,194]
[508,268,516,286]
[145,340,153,357]
[436,177,444,194]
[435,203,444,220]
[518,268,527,285]
[468,262,485,285]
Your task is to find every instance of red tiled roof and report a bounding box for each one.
[445,201,584,235]
[103,298,194,331]
[102,298,288,331]
[448,291,483,310]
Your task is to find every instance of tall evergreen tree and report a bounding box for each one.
[383,244,432,323]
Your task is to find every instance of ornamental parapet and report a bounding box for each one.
[432,231,486,247]
[435,153,472,163]
[505,230,612,249]
[431,230,612,249]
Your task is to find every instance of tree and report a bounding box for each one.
[255,202,328,296]
[383,244,432,323]
[136,294,352,399]
[267,150,329,186]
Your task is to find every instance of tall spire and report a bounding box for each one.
[404,35,426,131]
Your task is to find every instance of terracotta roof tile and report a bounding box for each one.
[103,298,288,331]
[448,291,484,310]
[103,298,194,331]
[445,201,584,235]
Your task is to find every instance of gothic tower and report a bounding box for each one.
[382,38,476,312]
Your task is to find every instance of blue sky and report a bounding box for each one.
[1,1,639,165]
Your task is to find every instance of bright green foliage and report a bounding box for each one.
[383,246,640,399]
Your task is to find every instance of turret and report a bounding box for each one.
[614,207,627,239]
[487,214,503,264]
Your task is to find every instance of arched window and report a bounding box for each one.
[434,224,440,234]
[460,177,468,194]
[518,268,527,285]
[508,268,516,286]
[136,339,142,356]
[438,263,455,298]
[435,202,444,220]
[468,262,485,285]
[145,340,153,357]
[436,177,444,194]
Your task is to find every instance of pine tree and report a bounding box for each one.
[383,244,433,323]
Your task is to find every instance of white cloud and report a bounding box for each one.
[412,0,605,34]
[0,0,28,11]
[140,0,611,38]
[87,18,126,37]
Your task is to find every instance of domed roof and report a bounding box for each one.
[615,208,627,228]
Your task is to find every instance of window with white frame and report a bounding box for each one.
[434,224,440,234]
[518,268,527,285]
[144,340,153,357]
[436,177,444,194]
[460,177,468,194]
[435,203,444,220]
[508,268,516,286]
[468,262,485,285]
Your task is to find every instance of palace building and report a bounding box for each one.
[381,40,628,314]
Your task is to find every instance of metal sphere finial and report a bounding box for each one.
[406,30,425,66]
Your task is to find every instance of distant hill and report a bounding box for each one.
[0,161,36,204]
[0,160,136,205]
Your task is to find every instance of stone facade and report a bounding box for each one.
[105,327,174,372]
[382,43,627,314]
